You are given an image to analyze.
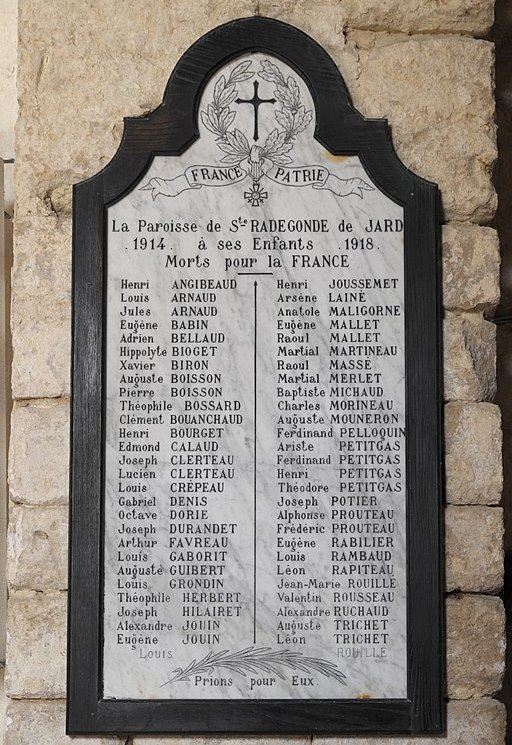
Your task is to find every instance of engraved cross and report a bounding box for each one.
[235,81,276,142]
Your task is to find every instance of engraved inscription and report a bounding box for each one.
[103,53,406,701]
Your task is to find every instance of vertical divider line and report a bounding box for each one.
[253,280,257,644]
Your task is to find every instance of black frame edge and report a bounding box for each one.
[68,16,444,735]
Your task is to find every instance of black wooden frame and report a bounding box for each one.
[68,16,443,736]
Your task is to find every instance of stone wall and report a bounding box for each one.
[0,0,16,211]
[5,1,505,743]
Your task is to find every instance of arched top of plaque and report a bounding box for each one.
[87,16,437,209]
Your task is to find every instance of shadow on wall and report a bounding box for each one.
[493,0,512,742]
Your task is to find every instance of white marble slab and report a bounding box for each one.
[103,53,406,701]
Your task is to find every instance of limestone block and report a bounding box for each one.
[443,224,500,312]
[11,216,70,399]
[341,36,496,223]
[313,698,505,745]
[255,1,351,70]
[221,26,496,222]
[5,700,122,745]
[445,402,502,505]
[16,0,256,217]
[0,0,17,159]
[7,504,68,591]
[446,506,503,592]
[260,0,495,36]
[9,400,69,505]
[443,313,496,402]
[446,594,505,699]
[16,7,496,222]
[5,591,66,698]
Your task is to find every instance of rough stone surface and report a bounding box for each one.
[0,0,16,159]
[260,0,495,36]
[446,506,503,592]
[446,594,505,699]
[11,216,70,399]
[0,0,16,209]
[445,402,502,505]
[342,35,497,223]
[313,699,506,745]
[5,591,66,698]
[16,0,257,218]
[444,313,496,402]
[443,223,500,312]
[7,504,68,591]
[247,22,497,222]
[9,400,69,505]
[0,668,7,743]
[15,9,496,223]
[5,700,123,745]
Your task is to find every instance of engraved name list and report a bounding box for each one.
[102,53,407,702]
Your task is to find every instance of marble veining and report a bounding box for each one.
[103,53,406,700]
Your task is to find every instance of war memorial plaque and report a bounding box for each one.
[68,17,443,736]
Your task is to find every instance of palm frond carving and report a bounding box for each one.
[161,646,346,687]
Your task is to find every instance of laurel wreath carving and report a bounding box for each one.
[161,646,347,687]
[140,59,372,203]
[201,59,313,167]
[257,60,313,164]
[200,60,254,163]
